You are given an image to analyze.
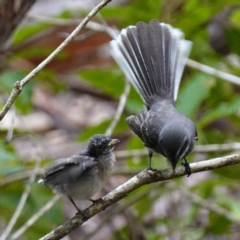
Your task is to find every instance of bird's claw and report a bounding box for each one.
[76,209,88,219]
[181,159,191,177]
[147,167,157,172]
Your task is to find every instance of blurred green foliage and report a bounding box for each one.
[12,23,50,46]
[0,140,23,175]
[0,71,33,114]
[78,67,125,98]
[1,0,240,239]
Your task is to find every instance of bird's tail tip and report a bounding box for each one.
[38,178,44,184]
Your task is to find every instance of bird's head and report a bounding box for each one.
[158,122,195,169]
[87,134,120,157]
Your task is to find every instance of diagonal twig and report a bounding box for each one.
[0,156,42,240]
[9,195,60,240]
[82,184,156,240]
[186,59,240,85]
[174,183,240,225]
[27,14,118,38]
[0,0,112,121]
[105,79,130,136]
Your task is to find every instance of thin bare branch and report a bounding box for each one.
[1,141,240,187]
[0,156,42,240]
[40,153,240,240]
[27,14,118,38]
[0,167,142,187]
[186,59,240,85]
[0,82,22,121]
[0,0,112,121]
[0,169,43,187]
[105,80,130,136]
[115,142,240,158]
[115,149,148,158]
[82,184,156,240]
[194,142,240,152]
[10,196,60,240]
[28,14,240,86]
[175,183,240,224]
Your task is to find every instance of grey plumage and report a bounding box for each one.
[110,20,197,172]
[38,134,119,213]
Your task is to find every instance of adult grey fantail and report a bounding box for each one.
[110,20,197,176]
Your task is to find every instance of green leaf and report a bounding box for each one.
[225,27,240,55]
[0,141,24,176]
[230,8,240,29]
[198,97,240,128]
[0,182,25,216]
[0,183,63,239]
[77,115,129,142]
[193,178,229,199]
[215,192,240,221]
[15,46,68,60]
[213,164,240,179]
[78,67,125,98]
[125,86,145,113]
[125,135,147,168]
[36,69,67,93]
[77,120,111,142]
[176,73,214,117]
[208,212,231,235]
[0,70,33,114]
[101,0,162,25]
[133,185,159,217]
[125,99,144,114]
[12,23,51,45]
[0,71,25,91]
[123,0,162,24]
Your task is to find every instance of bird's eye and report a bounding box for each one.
[102,139,108,146]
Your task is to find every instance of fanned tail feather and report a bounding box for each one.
[110,20,192,103]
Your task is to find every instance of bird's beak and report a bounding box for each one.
[108,139,120,146]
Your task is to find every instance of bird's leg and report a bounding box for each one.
[147,152,157,171]
[181,158,191,177]
[68,196,87,218]
[148,152,153,169]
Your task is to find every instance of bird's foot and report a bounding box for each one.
[68,196,88,219]
[89,198,102,204]
[75,209,88,219]
[181,158,191,177]
[147,167,157,172]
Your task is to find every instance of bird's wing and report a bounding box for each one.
[126,110,159,148]
[126,114,143,140]
[41,153,97,183]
